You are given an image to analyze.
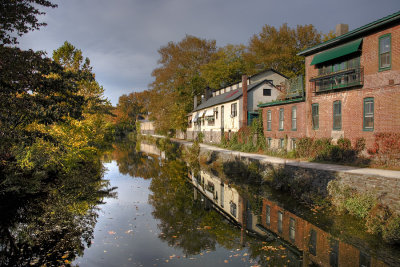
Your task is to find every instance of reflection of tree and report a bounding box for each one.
[112,141,160,179]
[0,161,115,266]
[149,158,248,256]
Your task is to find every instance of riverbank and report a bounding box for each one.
[145,134,400,212]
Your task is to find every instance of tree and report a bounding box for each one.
[245,24,322,78]
[114,92,144,135]
[0,0,57,45]
[201,44,247,89]
[149,35,216,132]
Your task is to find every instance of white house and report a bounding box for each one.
[187,69,288,143]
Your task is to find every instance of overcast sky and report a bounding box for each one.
[19,0,399,105]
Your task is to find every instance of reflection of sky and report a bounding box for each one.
[73,161,262,266]
[18,0,400,105]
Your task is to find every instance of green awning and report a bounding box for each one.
[310,39,363,65]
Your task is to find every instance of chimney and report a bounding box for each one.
[242,75,248,127]
[194,95,198,109]
[204,87,211,101]
[335,24,349,36]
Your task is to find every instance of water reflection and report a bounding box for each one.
[0,160,116,266]
[137,140,400,267]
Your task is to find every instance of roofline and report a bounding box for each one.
[249,68,289,80]
[193,79,272,112]
[298,10,400,56]
[209,68,288,92]
[257,97,305,108]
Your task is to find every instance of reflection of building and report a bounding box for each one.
[260,199,388,267]
[191,170,241,222]
[139,142,165,159]
[189,168,394,267]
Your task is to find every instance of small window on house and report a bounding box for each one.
[231,103,237,117]
[292,106,297,131]
[330,239,339,267]
[277,211,283,233]
[279,138,285,149]
[230,202,237,217]
[359,252,371,267]
[267,110,272,131]
[363,98,374,131]
[263,89,271,96]
[312,104,319,129]
[333,101,342,130]
[291,138,296,150]
[379,34,391,71]
[267,137,272,148]
[289,217,296,242]
[279,108,284,130]
[215,107,218,120]
[266,205,270,225]
[309,229,317,256]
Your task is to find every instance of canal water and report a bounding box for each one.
[1,141,400,266]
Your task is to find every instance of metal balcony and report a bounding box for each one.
[310,67,364,93]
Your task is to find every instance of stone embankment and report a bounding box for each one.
[165,137,400,213]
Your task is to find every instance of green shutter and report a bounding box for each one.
[311,39,363,65]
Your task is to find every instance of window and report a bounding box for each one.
[231,103,237,117]
[363,98,374,131]
[309,229,317,256]
[279,108,284,130]
[379,34,391,71]
[291,106,297,130]
[291,138,296,150]
[263,89,271,96]
[312,104,319,129]
[359,252,371,267]
[333,101,342,130]
[329,239,339,267]
[267,137,272,148]
[215,107,218,119]
[230,202,237,217]
[267,110,272,131]
[279,138,285,149]
[289,218,296,242]
[277,211,283,233]
[266,205,270,225]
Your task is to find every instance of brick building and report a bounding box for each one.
[260,11,400,150]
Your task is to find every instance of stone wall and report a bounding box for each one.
[190,143,400,213]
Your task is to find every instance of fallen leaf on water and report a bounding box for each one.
[224,260,229,263]
[243,253,248,256]
[125,230,133,234]
[172,235,178,238]
[61,253,69,259]
[64,260,71,264]
[165,260,169,262]
[108,231,116,235]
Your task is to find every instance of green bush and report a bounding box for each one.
[382,214,400,244]
[344,192,376,219]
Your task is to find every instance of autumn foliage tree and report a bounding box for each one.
[200,44,247,89]
[149,35,216,133]
[245,23,322,77]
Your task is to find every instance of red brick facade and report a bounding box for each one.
[262,101,306,150]
[260,199,388,266]
[261,20,400,150]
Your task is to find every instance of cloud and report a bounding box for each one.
[17,0,400,105]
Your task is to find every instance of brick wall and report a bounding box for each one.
[261,101,306,150]
[304,24,400,149]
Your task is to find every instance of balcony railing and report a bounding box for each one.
[310,67,364,93]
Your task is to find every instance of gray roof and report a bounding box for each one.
[193,80,271,112]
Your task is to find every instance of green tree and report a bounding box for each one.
[149,35,216,133]
[201,44,247,89]
[245,23,322,77]
[0,0,57,45]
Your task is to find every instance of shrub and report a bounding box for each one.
[368,132,400,167]
[366,203,391,234]
[344,192,376,219]
[382,214,400,245]
[296,137,314,158]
